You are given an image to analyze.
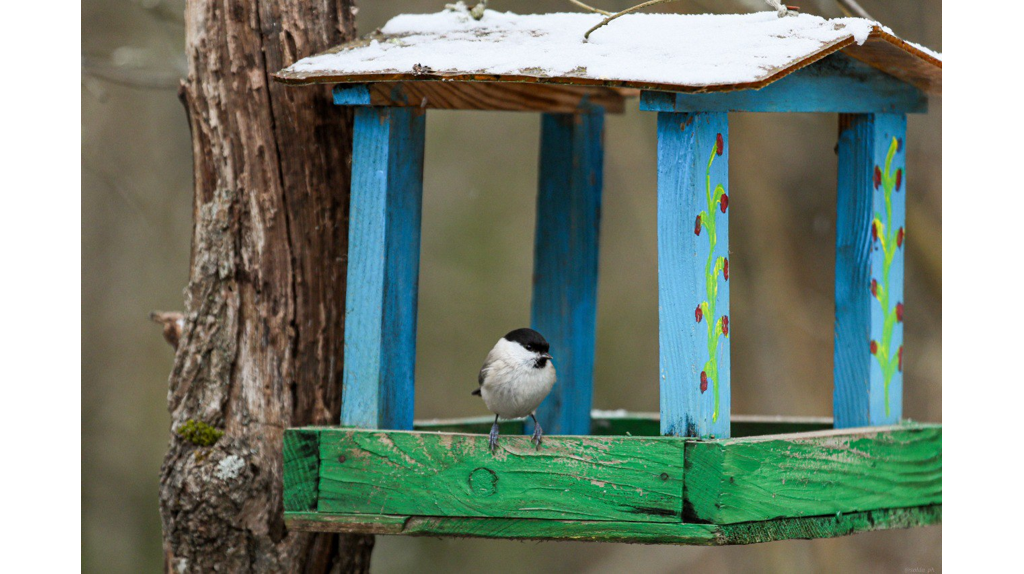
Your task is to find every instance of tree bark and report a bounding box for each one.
[160,1,373,572]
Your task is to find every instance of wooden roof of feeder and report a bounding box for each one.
[275,10,941,114]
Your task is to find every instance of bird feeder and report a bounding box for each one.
[277,10,941,545]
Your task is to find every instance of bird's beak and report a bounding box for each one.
[540,353,553,360]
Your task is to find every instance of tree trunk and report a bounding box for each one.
[160,1,373,572]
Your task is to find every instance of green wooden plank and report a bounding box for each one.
[414,412,832,438]
[285,511,716,543]
[283,430,320,512]
[717,504,941,545]
[684,424,941,524]
[730,415,833,438]
[588,412,660,436]
[286,512,409,535]
[414,417,524,435]
[316,429,687,522]
[285,504,940,545]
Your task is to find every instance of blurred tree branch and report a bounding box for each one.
[81,55,182,91]
[150,311,185,349]
[133,0,185,26]
[835,0,873,19]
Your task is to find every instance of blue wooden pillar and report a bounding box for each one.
[835,113,909,425]
[657,112,730,439]
[834,113,907,428]
[341,106,426,430]
[530,110,604,436]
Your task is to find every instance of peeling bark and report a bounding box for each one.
[160,1,373,572]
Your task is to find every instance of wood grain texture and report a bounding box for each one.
[657,112,730,439]
[341,107,426,430]
[684,424,941,525]
[530,111,604,436]
[160,1,376,571]
[640,54,927,114]
[283,430,320,512]
[717,504,940,545]
[285,504,940,545]
[333,82,629,113]
[844,33,942,95]
[834,113,907,428]
[316,429,686,522]
[286,511,716,543]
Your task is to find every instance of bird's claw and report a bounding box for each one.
[531,422,543,448]
[489,421,500,453]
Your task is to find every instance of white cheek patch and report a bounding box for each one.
[495,337,536,365]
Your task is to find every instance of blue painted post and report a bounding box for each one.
[341,106,426,430]
[657,112,730,439]
[834,113,907,428]
[530,110,604,436]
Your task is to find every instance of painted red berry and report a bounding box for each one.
[870,340,878,355]
[695,305,703,323]
[723,258,730,281]
[898,346,904,371]
[871,279,878,297]
[700,371,708,393]
[896,302,904,322]
[895,168,903,191]
[695,215,702,236]
[720,193,729,213]
[721,315,729,336]
[873,166,882,189]
[716,133,724,156]
[871,221,878,242]
[897,227,904,248]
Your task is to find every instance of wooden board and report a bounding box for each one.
[844,33,942,95]
[640,54,927,114]
[276,27,940,97]
[683,424,941,524]
[314,429,687,522]
[413,412,833,438]
[332,82,629,114]
[657,112,731,438]
[285,504,940,545]
[833,113,907,427]
[283,421,941,543]
[530,110,604,435]
[282,430,320,512]
[341,107,426,430]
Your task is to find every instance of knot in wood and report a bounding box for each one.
[468,467,499,497]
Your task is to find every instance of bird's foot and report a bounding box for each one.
[531,422,543,448]
[489,421,500,453]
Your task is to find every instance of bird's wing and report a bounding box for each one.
[471,360,487,396]
[476,347,501,389]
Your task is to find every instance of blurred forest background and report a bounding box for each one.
[82,0,941,572]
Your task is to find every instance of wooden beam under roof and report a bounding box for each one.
[332,81,632,114]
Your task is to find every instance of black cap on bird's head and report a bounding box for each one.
[503,328,553,364]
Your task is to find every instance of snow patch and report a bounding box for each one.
[285,8,902,88]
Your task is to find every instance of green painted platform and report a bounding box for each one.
[284,413,941,545]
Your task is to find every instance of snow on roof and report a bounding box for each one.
[277,8,941,94]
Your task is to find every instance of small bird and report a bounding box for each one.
[472,328,556,452]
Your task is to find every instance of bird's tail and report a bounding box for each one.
[471,388,481,396]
